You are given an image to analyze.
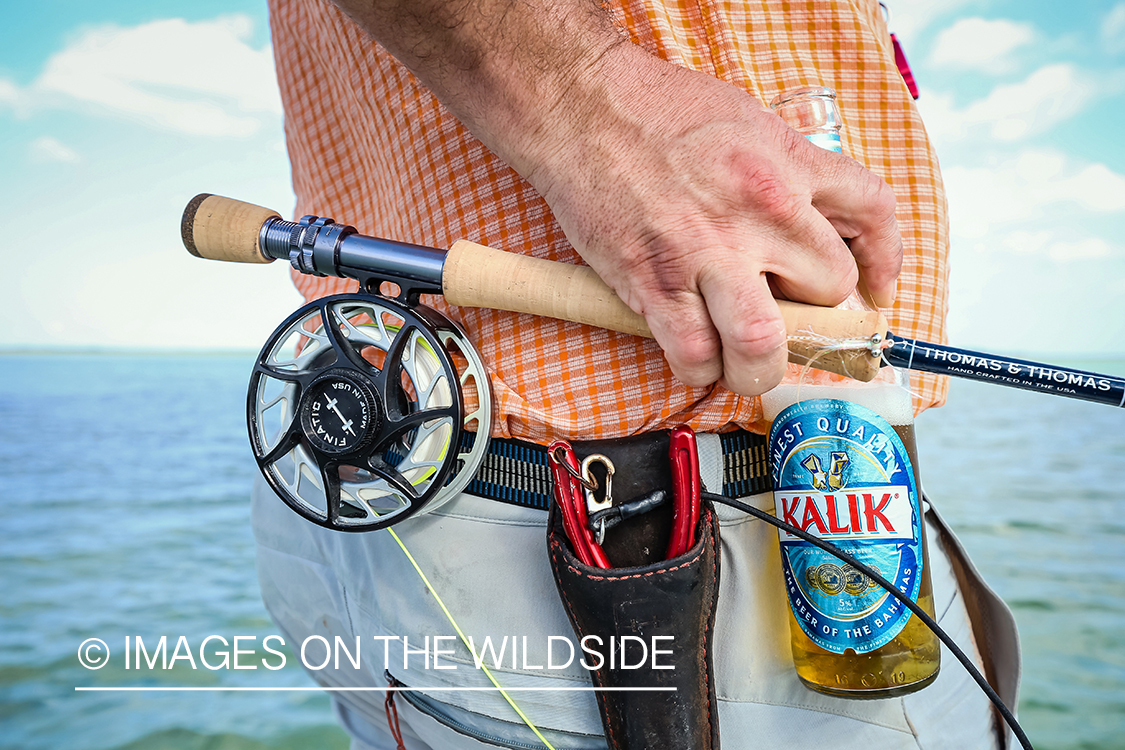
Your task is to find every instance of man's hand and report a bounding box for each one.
[332,0,902,396]
[525,46,902,395]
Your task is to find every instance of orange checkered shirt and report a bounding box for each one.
[268,0,949,444]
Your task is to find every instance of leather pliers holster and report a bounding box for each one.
[546,431,722,750]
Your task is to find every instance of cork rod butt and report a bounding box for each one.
[181,193,280,264]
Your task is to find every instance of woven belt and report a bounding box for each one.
[461,430,770,511]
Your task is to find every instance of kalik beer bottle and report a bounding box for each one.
[763,373,940,697]
[764,87,940,698]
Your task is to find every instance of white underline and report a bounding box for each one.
[75,686,676,692]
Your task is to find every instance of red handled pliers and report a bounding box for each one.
[665,425,701,559]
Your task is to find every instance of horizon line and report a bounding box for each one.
[75,686,676,692]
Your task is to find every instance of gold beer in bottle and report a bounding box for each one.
[764,87,939,697]
[763,374,940,698]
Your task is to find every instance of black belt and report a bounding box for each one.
[462,430,770,511]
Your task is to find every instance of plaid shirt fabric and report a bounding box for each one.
[269,0,949,443]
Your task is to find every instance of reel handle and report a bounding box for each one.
[182,194,886,381]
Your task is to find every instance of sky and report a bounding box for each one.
[1,0,1123,356]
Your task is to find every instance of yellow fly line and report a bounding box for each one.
[385,526,559,750]
[354,318,554,747]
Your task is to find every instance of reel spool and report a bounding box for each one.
[248,292,492,531]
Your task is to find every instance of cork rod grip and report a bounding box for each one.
[181,194,279,264]
[443,239,887,382]
[443,240,654,337]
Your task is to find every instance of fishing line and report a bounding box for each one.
[384,525,559,750]
[704,491,1033,750]
[787,330,885,360]
[244,293,553,746]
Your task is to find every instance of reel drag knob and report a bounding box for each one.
[298,370,382,457]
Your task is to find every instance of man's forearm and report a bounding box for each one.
[329,0,625,177]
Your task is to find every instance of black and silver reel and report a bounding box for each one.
[248,292,491,531]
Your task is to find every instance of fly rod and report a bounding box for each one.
[182,194,1124,407]
[882,335,1124,408]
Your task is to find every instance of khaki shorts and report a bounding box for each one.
[252,434,1019,749]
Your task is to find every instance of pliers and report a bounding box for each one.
[665,425,701,559]
[549,426,701,567]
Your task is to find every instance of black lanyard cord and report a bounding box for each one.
[703,491,1032,750]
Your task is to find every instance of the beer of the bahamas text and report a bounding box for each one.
[763,379,940,698]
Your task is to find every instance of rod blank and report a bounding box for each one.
[883,335,1125,408]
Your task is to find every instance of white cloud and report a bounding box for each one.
[1105,3,1125,54]
[0,77,18,104]
[1045,238,1115,262]
[20,15,281,137]
[929,18,1036,72]
[981,66,1092,141]
[29,136,81,163]
[0,76,31,117]
[918,64,1095,145]
[943,149,1125,238]
[997,230,1121,263]
[1064,162,1125,212]
[886,0,973,41]
[943,243,1125,354]
[998,229,1052,255]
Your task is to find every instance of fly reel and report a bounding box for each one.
[248,292,491,531]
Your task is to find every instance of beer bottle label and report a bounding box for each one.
[768,399,923,654]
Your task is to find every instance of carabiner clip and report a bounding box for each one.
[581,454,615,514]
[580,454,615,545]
[548,441,611,569]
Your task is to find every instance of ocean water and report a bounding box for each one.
[1,352,1123,750]
[915,362,1125,750]
[0,353,349,750]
